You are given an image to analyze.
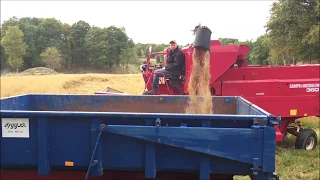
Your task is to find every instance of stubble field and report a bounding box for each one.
[0,73,145,97]
[0,73,319,180]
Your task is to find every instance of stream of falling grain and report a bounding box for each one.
[185,48,213,114]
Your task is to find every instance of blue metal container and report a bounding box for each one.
[0,94,280,180]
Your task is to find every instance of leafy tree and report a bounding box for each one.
[40,47,63,70]
[18,20,40,67]
[0,16,19,39]
[136,48,141,57]
[266,0,319,64]
[249,35,270,65]
[0,39,8,69]
[219,38,239,45]
[18,17,41,27]
[301,0,320,63]
[120,47,138,68]
[1,26,27,72]
[70,20,91,67]
[84,26,109,66]
[61,23,72,68]
[105,26,131,67]
[37,18,63,54]
[140,49,145,57]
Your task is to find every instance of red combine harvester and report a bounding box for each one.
[141,40,320,150]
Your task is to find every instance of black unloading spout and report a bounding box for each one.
[192,26,212,52]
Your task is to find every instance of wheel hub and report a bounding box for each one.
[306,137,315,150]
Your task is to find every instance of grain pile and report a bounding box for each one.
[185,47,212,114]
[20,67,58,76]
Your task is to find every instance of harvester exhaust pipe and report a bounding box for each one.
[192,26,212,52]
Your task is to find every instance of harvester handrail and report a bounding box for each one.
[147,52,167,69]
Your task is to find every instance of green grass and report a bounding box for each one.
[234,116,319,180]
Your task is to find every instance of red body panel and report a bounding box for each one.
[142,40,320,142]
[217,65,320,118]
[182,42,249,91]
[216,65,320,141]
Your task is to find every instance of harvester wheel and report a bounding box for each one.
[295,128,318,150]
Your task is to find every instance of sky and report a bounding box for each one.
[1,1,277,45]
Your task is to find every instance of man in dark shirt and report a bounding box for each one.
[152,40,185,94]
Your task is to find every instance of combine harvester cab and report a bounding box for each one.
[1,94,279,180]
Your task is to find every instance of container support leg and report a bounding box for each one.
[85,122,105,180]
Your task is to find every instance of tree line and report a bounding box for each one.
[0,16,173,73]
[217,0,319,65]
[0,17,141,72]
[264,0,319,65]
[0,0,319,73]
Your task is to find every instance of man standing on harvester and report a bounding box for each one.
[152,40,185,95]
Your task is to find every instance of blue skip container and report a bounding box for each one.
[0,94,280,180]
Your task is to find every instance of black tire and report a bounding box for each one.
[142,91,154,95]
[295,128,318,150]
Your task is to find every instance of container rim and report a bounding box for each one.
[0,110,274,120]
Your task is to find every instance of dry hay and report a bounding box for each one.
[0,74,144,98]
[185,48,212,114]
[19,67,58,76]
[62,76,109,90]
